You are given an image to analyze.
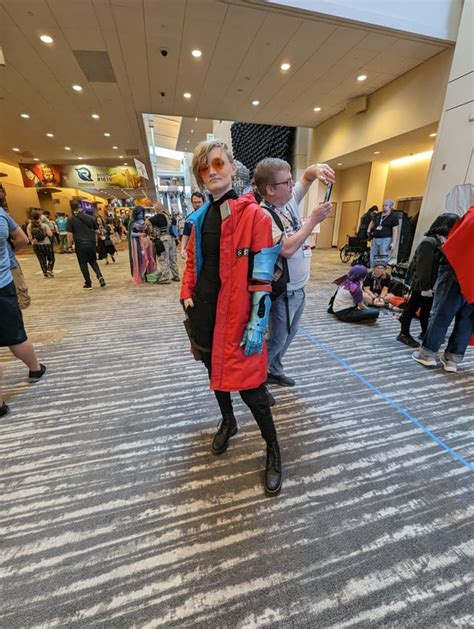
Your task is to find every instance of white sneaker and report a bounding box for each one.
[440,356,457,373]
[412,350,437,367]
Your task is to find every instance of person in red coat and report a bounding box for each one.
[413,205,474,372]
[180,140,282,495]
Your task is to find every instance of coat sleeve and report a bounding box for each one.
[414,240,436,291]
[180,227,196,301]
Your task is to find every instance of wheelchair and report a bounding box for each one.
[339,235,370,266]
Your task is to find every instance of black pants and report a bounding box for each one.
[33,244,55,276]
[335,306,379,323]
[399,290,433,336]
[201,352,277,444]
[75,242,103,286]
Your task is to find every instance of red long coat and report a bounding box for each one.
[443,206,474,345]
[180,194,273,391]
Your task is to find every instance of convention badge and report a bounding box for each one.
[375,225,383,230]
[302,244,312,257]
[220,201,231,221]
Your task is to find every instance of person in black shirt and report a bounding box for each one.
[368,200,399,267]
[147,202,179,284]
[363,263,393,306]
[67,202,106,290]
[181,192,205,259]
[357,205,378,240]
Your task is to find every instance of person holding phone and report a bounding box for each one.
[253,159,334,388]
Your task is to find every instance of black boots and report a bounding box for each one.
[212,413,237,455]
[264,439,282,496]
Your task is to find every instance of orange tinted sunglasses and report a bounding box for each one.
[197,157,226,176]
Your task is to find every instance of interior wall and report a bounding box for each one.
[310,49,453,163]
[384,155,432,203]
[333,163,371,246]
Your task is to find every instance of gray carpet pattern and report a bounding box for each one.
[1,249,473,628]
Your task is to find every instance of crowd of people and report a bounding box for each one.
[0,139,472,498]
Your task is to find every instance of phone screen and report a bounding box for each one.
[324,183,333,203]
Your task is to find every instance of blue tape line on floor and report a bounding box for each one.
[299,326,474,473]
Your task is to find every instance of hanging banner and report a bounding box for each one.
[134,158,149,180]
[20,163,63,188]
[19,163,142,189]
[62,165,142,189]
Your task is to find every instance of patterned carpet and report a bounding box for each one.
[1,247,473,628]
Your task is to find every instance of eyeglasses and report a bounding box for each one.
[271,177,293,189]
[197,157,226,177]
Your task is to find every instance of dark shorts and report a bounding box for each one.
[0,281,28,347]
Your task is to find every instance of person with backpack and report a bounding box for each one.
[27,210,55,278]
[147,202,180,284]
[66,202,106,290]
[253,158,333,387]
[397,213,459,348]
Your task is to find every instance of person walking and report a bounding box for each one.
[55,213,70,253]
[147,202,180,284]
[66,201,106,290]
[397,213,459,347]
[181,139,282,496]
[253,158,334,387]
[27,210,55,278]
[1,207,46,417]
[368,200,400,267]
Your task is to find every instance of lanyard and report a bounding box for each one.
[263,201,300,232]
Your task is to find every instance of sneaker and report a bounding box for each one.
[157,278,171,285]
[172,277,181,282]
[0,402,10,417]
[266,373,295,387]
[99,277,106,288]
[83,284,93,290]
[440,356,457,373]
[397,332,420,348]
[47,271,54,277]
[412,350,437,367]
[29,364,46,383]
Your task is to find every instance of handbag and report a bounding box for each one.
[154,237,165,255]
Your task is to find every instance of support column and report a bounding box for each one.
[365,161,390,220]
[414,0,474,246]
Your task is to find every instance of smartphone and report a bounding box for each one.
[324,183,333,203]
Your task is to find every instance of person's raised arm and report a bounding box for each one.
[297,163,335,197]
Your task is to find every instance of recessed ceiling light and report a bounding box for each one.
[374,151,380,155]
[194,117,198,122]
[112,146,118,149]
[357,75,367,81]
[46,132,54,138]
[12,147,20,152]
[119,155,123,158]
[123,162,128,165]
[40,34,53,44]
[91,113,100,119]
[20,113,30,119]
[78,157,83,160]
[429,133,437,137]
[337,162,343,166]
[313,107,321,112]
[191,50,202,58]
[280,63,291,71]
[190,129,194,133]
[64,146,71,151]
[33,158,39,161]
[252,100,260,106]
[183,92,192,99]
[72,84,83,92]
[104,132,111,137]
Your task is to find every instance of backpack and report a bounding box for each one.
[263,205,290,302]
[31,222,45,241]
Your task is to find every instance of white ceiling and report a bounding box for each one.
[0,0,450,170]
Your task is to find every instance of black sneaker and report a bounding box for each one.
[29,364,46,383]
[266,373,295,387]
[397,332,419,348]
[172,277,180,282]
[99,277,106,288]
[0,402,10,417]
[83,283,93,290]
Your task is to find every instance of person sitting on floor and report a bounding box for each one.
[363,263,394,307]
[330,265,380,323]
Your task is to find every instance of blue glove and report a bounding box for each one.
[241,290,271,356]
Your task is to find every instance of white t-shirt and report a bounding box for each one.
[333,286,355,313]
[262,182,311,291]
